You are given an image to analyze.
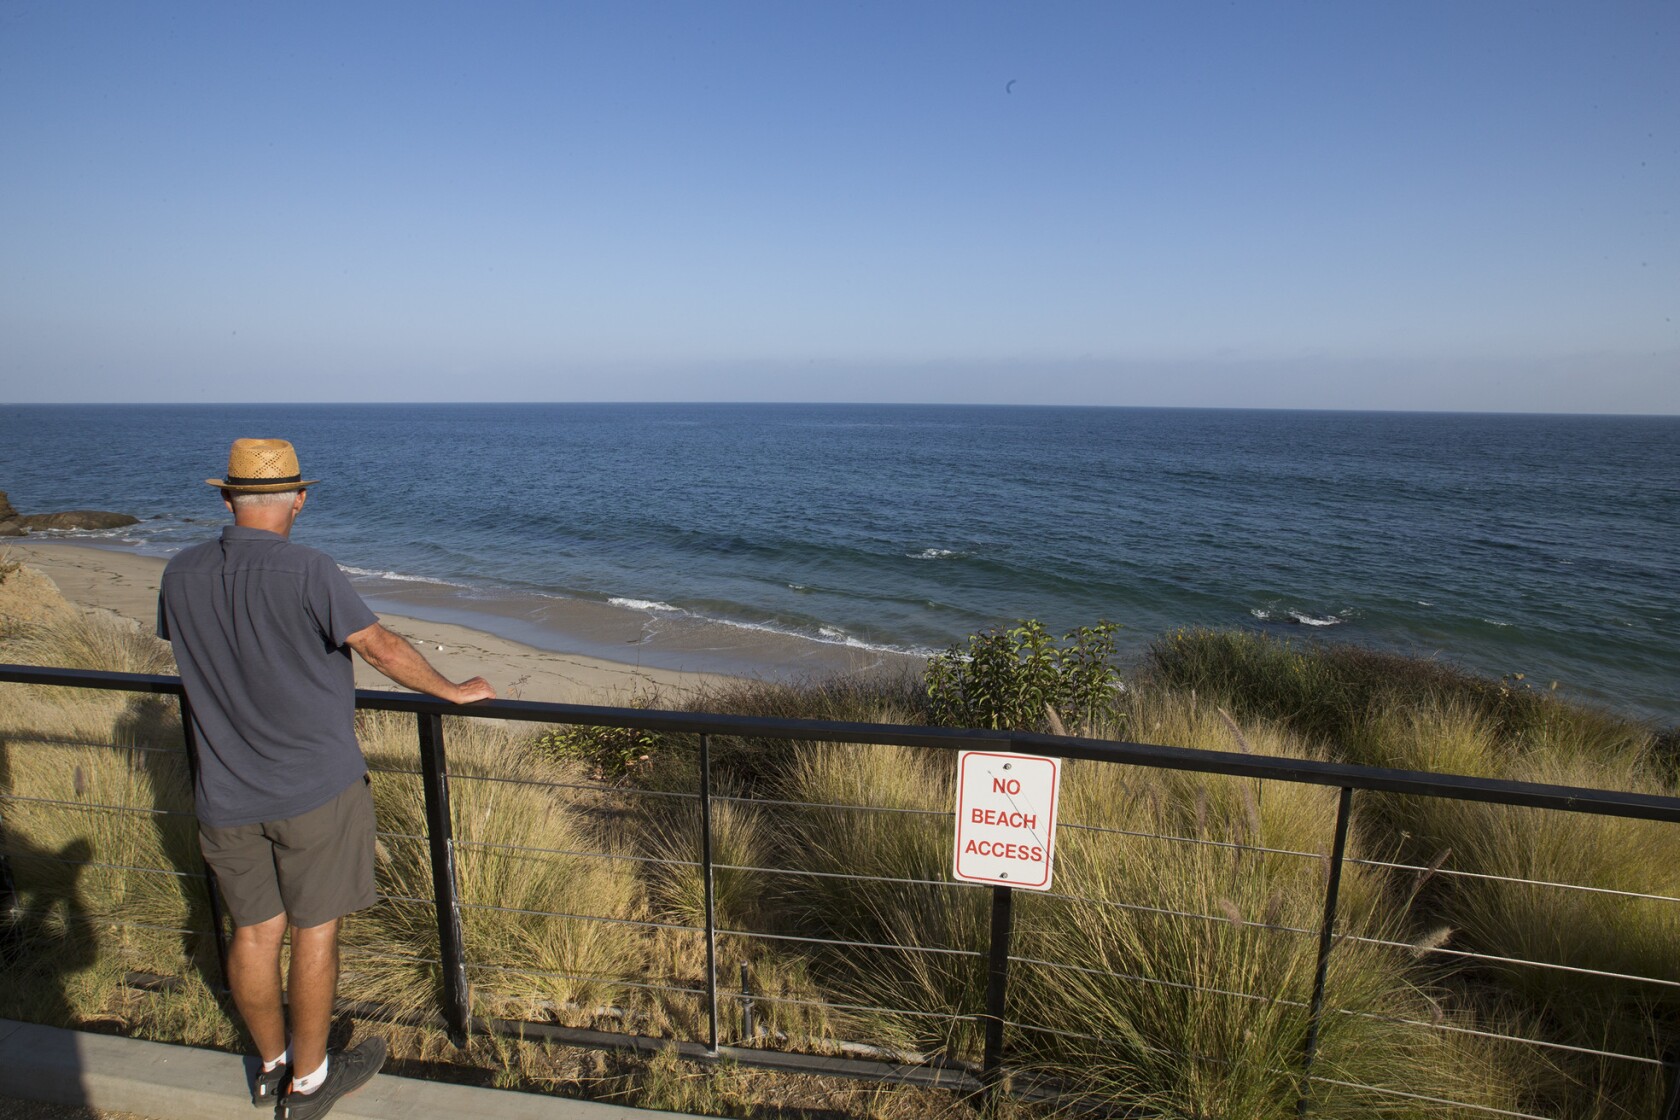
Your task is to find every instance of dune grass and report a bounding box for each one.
[1144,629,1679,1116]
[3,598,1675,1116]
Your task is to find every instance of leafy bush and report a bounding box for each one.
[532,695,664,780]
[925,619,1121,733]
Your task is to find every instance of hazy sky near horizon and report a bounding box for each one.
[2,2,1676,413]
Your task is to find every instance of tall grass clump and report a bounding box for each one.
[351,711,646,1026]
[1014,691,1524,1117]
[770,740,986,1059]
[3,610,176,676]
[1144,629,1679,1116]
[1359,702,1680,1116]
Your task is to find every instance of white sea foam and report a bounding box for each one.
[1251,607,1346,627]
[908,548,958,560]
[698,613,932,658]
[342,566,463,588]
[609,597,681,613]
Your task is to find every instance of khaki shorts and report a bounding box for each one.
[199,776,378,929]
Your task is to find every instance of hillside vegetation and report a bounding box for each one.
[2,563,1674,1118]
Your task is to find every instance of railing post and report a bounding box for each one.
[981,884,1014,1102]
[175,696,231,991]
[699,732,720,1055]
[1296,786,1354,1116]
[740,962,755,1043]
[417,711,472,1047]
[1663,1053,1680,1120]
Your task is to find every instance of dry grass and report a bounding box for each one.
[3,595,1674,1117]
[350,710,648,1025]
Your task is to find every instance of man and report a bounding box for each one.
[157,438,494,1119]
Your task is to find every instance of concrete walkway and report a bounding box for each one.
[0,1019,703,1120]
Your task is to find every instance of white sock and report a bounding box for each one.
[290,1056,329,1095]
[262,1046,291,1073]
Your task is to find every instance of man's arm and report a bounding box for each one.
[345,622,496,704]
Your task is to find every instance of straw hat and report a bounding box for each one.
[206,438,320,493]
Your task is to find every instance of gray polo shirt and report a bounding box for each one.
[157,525,379,827]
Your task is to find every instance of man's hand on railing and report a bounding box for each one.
[346,622,496,705]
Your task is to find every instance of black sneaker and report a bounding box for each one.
[252,1062,289,1108]
[278,1037,387,1120]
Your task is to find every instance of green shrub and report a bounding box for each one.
[533,701,664,781]
[925,620,1121,733]
[1144,628,1648,758]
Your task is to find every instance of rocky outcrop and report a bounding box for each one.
[19,510,140,532]
[0,491,23,537]
[0,491,139,534]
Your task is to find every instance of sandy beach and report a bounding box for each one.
[0,539,739,705]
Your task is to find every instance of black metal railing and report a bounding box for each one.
[4,662,1679,1118]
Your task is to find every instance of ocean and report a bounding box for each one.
[1,403,1675,725]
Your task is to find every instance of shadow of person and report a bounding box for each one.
[115,695,230,1001]
[0,833,96,1027]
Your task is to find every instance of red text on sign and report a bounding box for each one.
[970,808,1038,830]
[963,838,1045,862]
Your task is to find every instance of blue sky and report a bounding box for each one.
[2,1,1675,412]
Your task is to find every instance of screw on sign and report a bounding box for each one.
[952,750,1061,890]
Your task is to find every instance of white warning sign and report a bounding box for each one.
[952,750,1061,890]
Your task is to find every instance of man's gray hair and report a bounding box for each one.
[228,489,299,510]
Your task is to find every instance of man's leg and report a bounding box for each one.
[225,912,289,1064]
[286,917,341,1079]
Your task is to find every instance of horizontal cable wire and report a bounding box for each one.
[1010,952,1299,1010]
[729,989,976,1024]
[466,960,705,999]
[1057,819,1325,863]
[7,852,204,881]
[5,907,201,941]
[0,792,192,818]
[339,945,441,967]
[1010,1019,1259,1076]
[443,769,696,803]
[377,893,440,908]
[714,926,984,959]
[1009,1019,1126,1048]
[1345,933,1680,988]
[1305,1075,1553,1120]
[1,737,185,759]
[455,900,700,934]
[1037,886,1317,938]
[108,919,211,939]
[711,861,955,890]
[1331,1006,1663,1067]
[453,837,679,868]
[1348,855,1680,906]
[711,791,946,819]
